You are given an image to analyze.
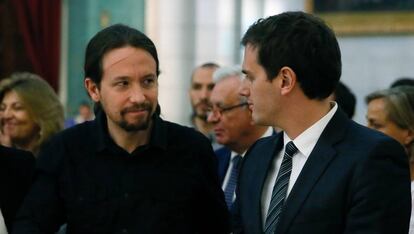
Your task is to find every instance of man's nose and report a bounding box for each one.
[129,85,146,103]
[239,79,250,97]
[200,87,210,100]
[207,110,219,123]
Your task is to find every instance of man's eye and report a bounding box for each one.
[192,84,202,90]
[143,78,156,88]
[244,75,254,82]
[116,81,129,87]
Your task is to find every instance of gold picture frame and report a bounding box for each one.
[305,0,414,36]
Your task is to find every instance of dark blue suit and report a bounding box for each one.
[215,147,231,185]
[233,109,411,234]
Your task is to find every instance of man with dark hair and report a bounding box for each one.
[234,11,410,234]
[189,62,220,148]
[329,81,356,119]
[13,24,229,234]
[390,77,414,88]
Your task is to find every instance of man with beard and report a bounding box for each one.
[13,24,229,234]
[189,63,220,149]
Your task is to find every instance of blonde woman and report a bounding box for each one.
[0,72,64,155]
[366,85,414,233]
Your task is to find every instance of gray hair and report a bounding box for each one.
[212,65,243,83]
[212,65,247,103]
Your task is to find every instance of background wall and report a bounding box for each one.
[62,0,414,127]
[340,36,414,124]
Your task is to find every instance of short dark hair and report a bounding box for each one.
[241,11,341,99]
[84,24,160,86]
[191,62,220,82]
[390,77,414,88]
[334,81,356,118]
[199,62,219,70]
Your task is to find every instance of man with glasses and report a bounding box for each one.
[207,66,272,210]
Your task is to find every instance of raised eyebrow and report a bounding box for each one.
[112,75,130,81]
[142,73,157,79]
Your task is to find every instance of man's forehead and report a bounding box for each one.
[211,81,239,104]
[192,67,216,83]
[102,47,155,71]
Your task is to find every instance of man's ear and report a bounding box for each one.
[84,78,100,102]
[279,66,296,95]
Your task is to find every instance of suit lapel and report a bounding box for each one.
[276,109,349,234]
[247,133,284,230]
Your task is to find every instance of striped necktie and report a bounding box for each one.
[224,155,241,209]
[264,141,298,234]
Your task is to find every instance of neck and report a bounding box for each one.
[193,116,213,136]
[280,98,332,140]
[107,120,153,154]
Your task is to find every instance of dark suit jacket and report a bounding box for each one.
[215,147,231,185]
[233,109,411,234]
[0,145,35,232]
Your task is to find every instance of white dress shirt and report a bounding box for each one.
[222,127,274,202]
[261,102,338,227]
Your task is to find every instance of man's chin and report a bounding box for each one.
[121,121,150,132]
[119,116,152,132]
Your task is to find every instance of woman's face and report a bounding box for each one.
[366,98,413,147]
[0,90,40,146]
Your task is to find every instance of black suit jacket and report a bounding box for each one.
[233,109,411,234]
[0,145,35,232]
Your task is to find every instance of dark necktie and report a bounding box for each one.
[264,141,298,234]
[224,155,241,209]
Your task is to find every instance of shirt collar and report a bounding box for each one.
[94,109,168,153]
[263,127,274,138]
[283,102,338,158]
[231,151,246,159]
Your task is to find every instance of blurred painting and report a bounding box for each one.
[314,0,414,13]
[306,0,414,35]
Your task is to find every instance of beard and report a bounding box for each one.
[193,99,210,121]
[118,102,154,132]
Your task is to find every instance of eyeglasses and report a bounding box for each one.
[207,102,248,117]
